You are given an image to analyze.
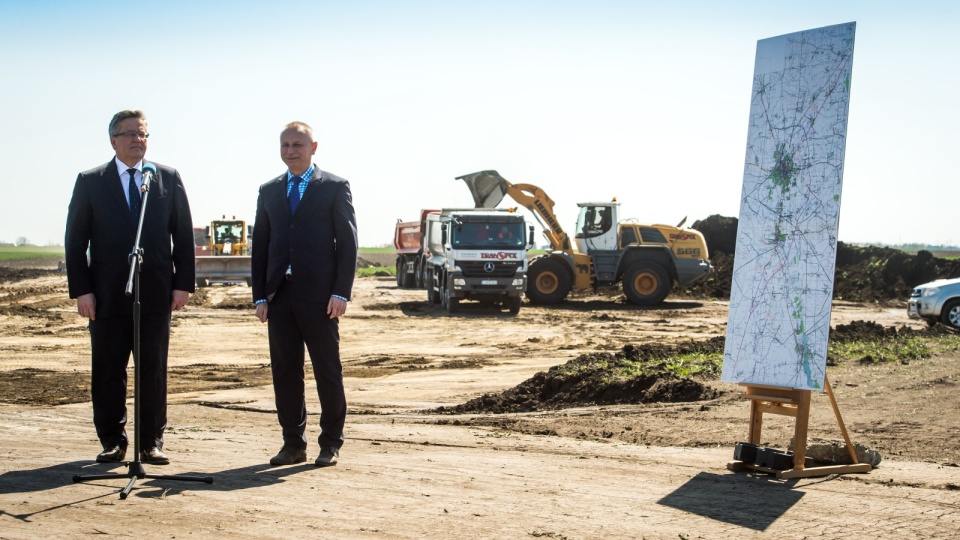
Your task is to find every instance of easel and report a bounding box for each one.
[727,375,872,479]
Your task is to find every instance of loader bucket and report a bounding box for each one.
[456,170,508,209]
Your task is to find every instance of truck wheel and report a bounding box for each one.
[427,269,440,304]
[506,296,521,315]
[195,278,208,288]
[401,268,416,288]
[623,262,671,305]
[941,299,960,330]
[527,258,572,304]
[414,258,423,289]
[443,287,458,314]
[395,259,404,287]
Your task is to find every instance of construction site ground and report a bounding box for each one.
[1,259,959,539]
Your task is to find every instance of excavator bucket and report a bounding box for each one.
[456,170,508,209]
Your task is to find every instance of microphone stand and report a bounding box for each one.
[73,173,213,499]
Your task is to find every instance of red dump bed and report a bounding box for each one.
[394,209,439,254]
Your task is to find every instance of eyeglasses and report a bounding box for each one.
[113,131,150,140]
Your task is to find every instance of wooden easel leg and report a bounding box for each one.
[748,399,762,445]
[792,390,811,470]
[824,375,860,464]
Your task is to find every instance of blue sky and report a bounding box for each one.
[1,0,957,248]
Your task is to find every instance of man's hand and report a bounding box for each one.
[76,293,96,320]
[255,302,268,323]
[327,296,347,319]
[171,290,190,312]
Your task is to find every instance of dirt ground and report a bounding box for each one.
[1,260,959,539]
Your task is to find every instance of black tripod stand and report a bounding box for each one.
[72,166,213,499]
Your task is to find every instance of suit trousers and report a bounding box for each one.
[267,280,346,450]
[89,312,170,450]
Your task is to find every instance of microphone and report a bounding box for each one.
[141,162,157,192]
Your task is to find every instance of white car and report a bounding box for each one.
[907,277,960,330]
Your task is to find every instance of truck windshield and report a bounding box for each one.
[451,222,524,248]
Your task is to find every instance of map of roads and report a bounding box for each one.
[722,23,857,391]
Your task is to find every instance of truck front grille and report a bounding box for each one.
[459,261,520,278]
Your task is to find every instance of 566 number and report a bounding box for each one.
[677,248,701,256]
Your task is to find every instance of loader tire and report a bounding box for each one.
[623,262,671,306]
[526,258,572,304]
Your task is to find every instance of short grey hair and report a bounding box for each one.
[283,121,314,141]
[109,109,147,136]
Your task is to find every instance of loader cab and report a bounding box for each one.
[575,202,619,254]
[208,218,248,255]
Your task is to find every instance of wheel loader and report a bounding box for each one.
[457,170,713,305]
[194,216,253,287]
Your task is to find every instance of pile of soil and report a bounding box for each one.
[689,215,960,302]
[0,267,58,282]
[438,340,724,414]
[439,320,955,414]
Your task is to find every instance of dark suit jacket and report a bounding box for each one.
[251,167,358,304]
[65,159,196,319]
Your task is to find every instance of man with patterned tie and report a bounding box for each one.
[251,121,358,467]
[65,109,195,465]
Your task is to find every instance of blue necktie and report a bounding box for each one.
[289,175,303,214]
[127,168,141,220]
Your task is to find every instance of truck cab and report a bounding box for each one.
[424,209,533,315]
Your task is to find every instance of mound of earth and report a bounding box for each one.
[689,215,960,302]
[438,340,724,414]
[0,267,58,282]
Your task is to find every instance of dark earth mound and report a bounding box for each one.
[0,267,58,283]
[437,319,956,414]
[438,340,725,414]
[689,215,960,302]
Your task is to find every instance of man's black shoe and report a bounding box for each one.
[96,445,127,463]
[141,447,170,465]
[270,445,307,466]
[315,446,338,467]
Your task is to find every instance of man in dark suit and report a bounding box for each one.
[65,109,195,465]
[251,121,358,467]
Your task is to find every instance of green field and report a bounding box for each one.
[0,246,65,260]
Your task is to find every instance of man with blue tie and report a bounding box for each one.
[65,109,195,465]
[251,121,358,467]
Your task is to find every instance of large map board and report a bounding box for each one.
[721,23,856,391]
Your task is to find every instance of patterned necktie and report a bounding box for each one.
[289,175,303,214]
[127,168,141,220]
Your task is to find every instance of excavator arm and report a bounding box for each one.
[456,170,573,255]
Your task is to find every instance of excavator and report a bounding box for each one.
[457,170,713,305]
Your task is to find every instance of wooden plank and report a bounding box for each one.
[777,464,872,479]
[757,402,798,417]
[741,393,800,404]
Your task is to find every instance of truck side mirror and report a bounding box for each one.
[441,223,448,245]
[204,226,210,239]
[528,225,535,249]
